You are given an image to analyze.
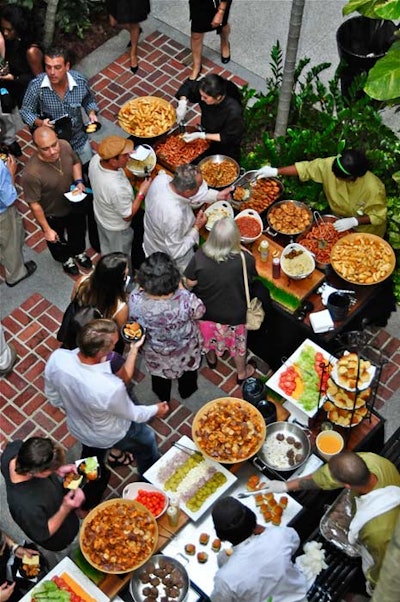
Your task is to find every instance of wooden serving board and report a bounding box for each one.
[251,235,325,312]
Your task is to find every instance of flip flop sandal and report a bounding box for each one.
[107,450,135,468]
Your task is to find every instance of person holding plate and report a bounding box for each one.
[21,126,92,275]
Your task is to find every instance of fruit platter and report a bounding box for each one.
[144,435,237,521]
[266,339,335,417]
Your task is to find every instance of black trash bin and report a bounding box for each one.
[336,16,396,99]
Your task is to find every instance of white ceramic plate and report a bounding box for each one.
[205,200,234,231]
[64,190,87,203]
[144,435,237,521]
[122,481,168,519]
[19,557,108,602]
[266,338,336,417]
[162,462,302,598]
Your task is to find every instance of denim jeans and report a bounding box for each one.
[114,421,160,477]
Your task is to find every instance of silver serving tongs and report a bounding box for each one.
[173,441,202,456]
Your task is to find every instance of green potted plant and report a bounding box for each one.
[339,0,400,102]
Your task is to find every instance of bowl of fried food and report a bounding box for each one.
[297,215,349,270]
[80,499,158,573]
[234,177,283,213]
[19,552,44,580]
[280,243,315,280]
[266,200,312,237]
[118,96,176,138]
[192,397,266,463]
[198,154,239,190]
[330,233,395,285]
[121,321,145,344]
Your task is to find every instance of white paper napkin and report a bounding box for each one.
[130,145,151,161]
[309,310,334,333]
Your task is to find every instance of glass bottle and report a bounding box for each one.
[272,257,281,279]
[167,496,180,527]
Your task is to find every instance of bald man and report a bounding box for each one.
[263,451,400,594]
[21,126,92,275]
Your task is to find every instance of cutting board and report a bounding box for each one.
[251,235,325,312]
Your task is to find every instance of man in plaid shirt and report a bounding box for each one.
[20,46,99,164]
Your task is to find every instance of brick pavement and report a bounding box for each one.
[1,28,399,515]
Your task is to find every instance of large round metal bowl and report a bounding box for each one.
[280,242,315,280]
[130,555,189,602]
[235,208,263,244]
[266,200,313,237]
[198,154,240,190]
[256,421,311,472]
[80,499,158,574]
[330,232,395,285]
[297,215,348,270]
[118,96,176,138]
[192,397,266,463]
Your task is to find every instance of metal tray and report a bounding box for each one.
[320,489,362,557]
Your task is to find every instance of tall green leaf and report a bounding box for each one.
[365,41,400,100]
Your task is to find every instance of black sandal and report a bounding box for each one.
[107,450,134,468]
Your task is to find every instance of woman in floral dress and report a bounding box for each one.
[129,252,205,403]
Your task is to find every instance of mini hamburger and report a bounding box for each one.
[197,551,208,564]
[184,543,196,555]
[211,538,221,552]
[199,533,209,545]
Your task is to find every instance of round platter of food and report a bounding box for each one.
[80,499,158,573]
[233,177,283,213]
[266,200,312,236]
[330,233,395,285]
[198,154,239,189]
[118,96,176,138]
[192,397,266,463]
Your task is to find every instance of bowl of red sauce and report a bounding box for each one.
[235,209,263,244]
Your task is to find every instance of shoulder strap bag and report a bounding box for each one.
[240,252,265,330]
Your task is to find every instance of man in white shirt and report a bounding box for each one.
[210,496,308,602]
[89,135,150,257]
[44,319,169,476]
[143,163,232,271]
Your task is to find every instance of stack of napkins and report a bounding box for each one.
[309,310,334,333]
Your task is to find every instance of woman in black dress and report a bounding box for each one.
[189,0,232,80]
[176,74,244,162]
[106,0,150,75]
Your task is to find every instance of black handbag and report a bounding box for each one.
[56,297,82,346]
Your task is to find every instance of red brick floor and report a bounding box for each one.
[1,30,399,502]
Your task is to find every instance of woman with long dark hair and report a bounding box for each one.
[129,252,205,403]
[71,252,129,352]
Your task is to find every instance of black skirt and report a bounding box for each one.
[189,0,232,33]
[106,0,150,24]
